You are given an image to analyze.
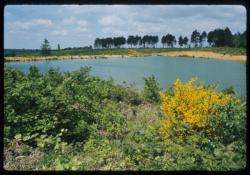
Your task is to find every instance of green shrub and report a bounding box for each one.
[4,66,126,146]
[221,86,235,95]
[143,75,162,103]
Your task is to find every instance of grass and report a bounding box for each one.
[132,47,246,55]
[4,47,246,58]
[4,47,246,62]
[4,138,44,170]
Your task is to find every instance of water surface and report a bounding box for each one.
[5,56,246,96]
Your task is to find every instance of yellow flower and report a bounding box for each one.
[159,78,232,138]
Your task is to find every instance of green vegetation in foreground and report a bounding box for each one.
[4,47,246,58]
[4,66,246,170]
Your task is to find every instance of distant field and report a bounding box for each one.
[4,47,246,58]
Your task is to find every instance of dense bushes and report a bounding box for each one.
[4,66,128,146]
[4,67,246,170]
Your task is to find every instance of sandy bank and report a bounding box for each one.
[158,51,246,62]
[4,51,246,62]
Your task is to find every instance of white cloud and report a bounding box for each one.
[51,29,68,36]
[62,5,108,14]
[9,21,32,30]
[73,27,87,33]
[98,15,124,27]
[87,34,93,38]
[62,16,76,25]
[61,17,88,33]
[62,16,88,28]
[61,5,84,14]
[59,5,246,37]
[33,19,53,27]
[77,20,88,27]
[96,5,246,37]
[8,18,53,30]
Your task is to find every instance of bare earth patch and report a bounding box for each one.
[159,51,246,62]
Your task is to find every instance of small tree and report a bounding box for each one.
[41,38,51,56]
[28,66,41,78]
[143,75,162,103]
[57,44,61,51]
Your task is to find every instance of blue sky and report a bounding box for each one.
[4,5,246,49]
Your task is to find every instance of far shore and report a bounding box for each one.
[4,50,246,62]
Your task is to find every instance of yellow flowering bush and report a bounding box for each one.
[159,78,232,139]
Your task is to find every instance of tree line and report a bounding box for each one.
[94,37,126,49]
[40,26,246,56]
[93,27,246,49]
[207,27,246,48]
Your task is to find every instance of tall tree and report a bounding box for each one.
[232,31,246,48]
[152,36,159,48]
[101,38,108,48]
[120,37,126,48]
[41,38,51,56]
[224,27,233,47]
[238,30,246,48]
[127,36,135,48]
[106,37,113,48]
[134,35,141,48]
[207,27,233,47]
[142,35,147,48]
[94,38,102,48]
[178,36,184,48]
[183,36,189,48]
[113,37,126,48]
[199,31,207,47]
[148,35,157,48]
[207,32,214,46]
[165,34,176,48]
[191,30,200,48]
[161,36,166,48]
[138,36,143,48]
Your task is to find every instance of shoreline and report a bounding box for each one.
[4,51,246,62]
[158,51,246,62]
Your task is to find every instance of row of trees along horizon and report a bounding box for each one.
[93,27,246,49]
[5,27,246,57]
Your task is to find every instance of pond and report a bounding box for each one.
[5,56,246,96]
